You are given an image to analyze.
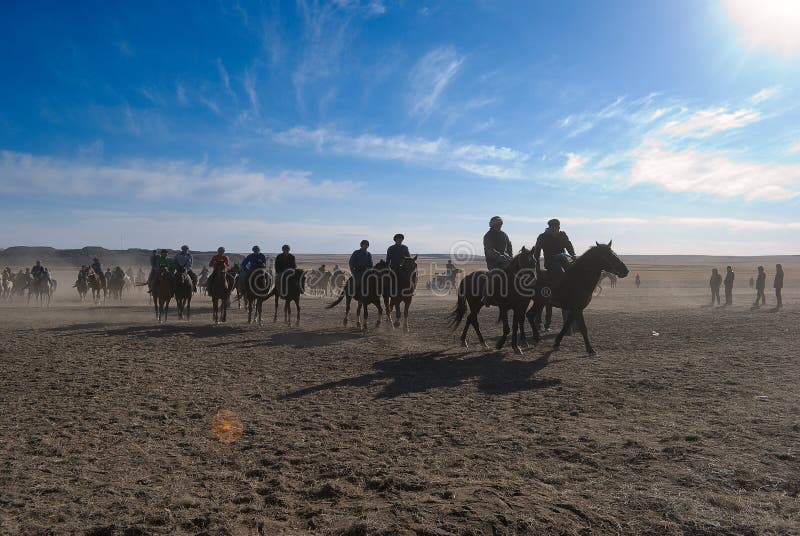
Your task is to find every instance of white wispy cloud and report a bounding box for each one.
[649,108,668,121]
[216,58,234,97]
[562,153,590,178]
[751,87,778,103]
[272,126,529,179]
[502,214,800,230]
[0,150,359,203]
[409,46,464,119]
[243,68,259,114]
[660,107,761,138]
[788,141,800,154]
[629,141,800,201]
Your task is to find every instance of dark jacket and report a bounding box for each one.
[274,253,297,274]
[756,272,766,290]
[533,230,576,269]
[710,273,722,288]
[349,249,373,273]
[483,230,512,264]
[386,244,410,271]
[774,270,784,289]
[724,271,734,288]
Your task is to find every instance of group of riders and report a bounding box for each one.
[1,261,57,300]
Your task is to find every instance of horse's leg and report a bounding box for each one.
[518,309,528,348]
[526,300,545,345]
[511,308,522,355]
[575,310,594,355]
[295,298,300,327]
[470,306,489,350]
[402,298,411,332]
[374,298,382,329]
[545,303,553,331]
[284,300,291,326]
[187,296,191,321]
[343,295,351,327]
[553,310,573,351]
[212,298,218,324]
[273,294,279,323]
[496,307,510,350]
[154,296,159,319]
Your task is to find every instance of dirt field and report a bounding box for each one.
[1,258,799,535]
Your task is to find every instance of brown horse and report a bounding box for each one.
[447,247,538,355]
[387,256,418,332]
[173,266,193,320]
[327,264,386,331]
[87,270,106,305]
[241,262,272,324]
[267,269,306,327]
[75,276,89,302]
[28,272,52,307]
[153,265,174,323]
[209,260,234,324]
[526,242,628,355]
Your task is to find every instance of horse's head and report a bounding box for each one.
[159,265,171,277]
[213,260,227,273]
[591,241,629,278]
[511,246,537,271]
[399,255,418,279]
[374,259,388,270]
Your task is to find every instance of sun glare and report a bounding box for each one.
[723,0,800,56]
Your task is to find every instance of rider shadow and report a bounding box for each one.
[263,330,363,349]
[281,349,559,400]
[95,324,248,338]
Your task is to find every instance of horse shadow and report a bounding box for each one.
[207,329,363,350]
[48,323,247,338]
[281,349,560,400]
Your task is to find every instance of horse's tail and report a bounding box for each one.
[326,292,345,309]
[446,279,467,330]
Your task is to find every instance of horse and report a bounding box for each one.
[447,247,537,355]
[306,269,332,297]
[386,256,418,332]
[87,270,106,305]
[75,276,89,302]
[28,272,52,307]
[327,264,387,331]
[330,269,349,296]
[208,260,234,324]
[198,270,209,296]
[107,272,126,300]
[173,266,194,320]
[267,269,306,327]
[153,265,174,323]
[1,273,13,301]
[526,241,628,355]
[241,262,272,324]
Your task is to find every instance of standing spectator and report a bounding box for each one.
[774,263,784,309]
[723,266,735,306]
[753,266,766,308]
[709,268,722,306]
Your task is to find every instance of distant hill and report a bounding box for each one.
[0,246,245,269]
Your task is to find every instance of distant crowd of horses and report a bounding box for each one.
[1,270,57,306]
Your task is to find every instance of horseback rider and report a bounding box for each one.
[482,217,513,306]
[147,249,173,292]
[206,247,230,292]
[174,245,198,292]
[90,257,105,285]
[31,261,46,279]
[483,216,513,270]
[533,218,576,277]
[241,246,267,285]
[275,244,297,293]
[387,234,411,274]
[349,240,373,294]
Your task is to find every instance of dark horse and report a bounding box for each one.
[242,262,272,325]
[267,269,306,327]
[526,241,628,355]
[173,265,193,320]
[327,263,387,331]
[209,260,234,324]
[87,270,106,305]
[447,247,537,355]
[153,265,174,323]
[28,271,52,307]
[384,256,418,332]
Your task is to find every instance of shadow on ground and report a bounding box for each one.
[282,349,560,399]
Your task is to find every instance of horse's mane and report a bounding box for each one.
[569,244,609,272]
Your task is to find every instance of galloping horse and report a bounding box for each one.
[241,261,272,324]
[385,256,418,332]
[107,272,125,300]
[447,247,537,355]
[87,270,106,305]
[153,265,174,323]
[526,241,628,355]
[327,264,386,331]
[1,272,12,301]
[75,277,89,302]
[28,272,52,307]
[173,266,193,320]
[267,269,306,327]
[209,260,234,324]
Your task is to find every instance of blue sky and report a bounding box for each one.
[1,0,799,255]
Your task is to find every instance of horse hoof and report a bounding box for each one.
[514,347,524,356]
[481,342,490,350]
[461,339,469,348]
[587,349,597,356]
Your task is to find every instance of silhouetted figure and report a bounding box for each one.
[752,266,766,308]
[709,268,722,305]
[749,276,755,289]
[635,273,641,288]
[723,266,734,306]
[774,263,784,309]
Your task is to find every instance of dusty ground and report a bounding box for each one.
[1,259,799,535]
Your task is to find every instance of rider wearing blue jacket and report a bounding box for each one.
[241,245,268,282]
